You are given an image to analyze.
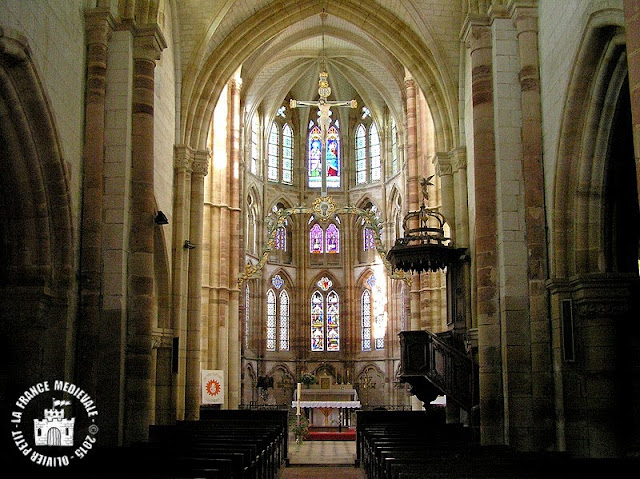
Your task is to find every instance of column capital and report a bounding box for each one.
[85,8,116,44]
[192,149,210,177]
[174,144,194,172]
[133,23,167,61]
[432,152,453,177]
[452,147,467,172]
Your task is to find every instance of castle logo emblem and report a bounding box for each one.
[33,399,75,447]
[10,380,99,468]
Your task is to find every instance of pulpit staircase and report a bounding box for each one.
[398,329,479,413]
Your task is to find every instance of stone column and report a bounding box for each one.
[172,145,193,420]
[227,78,242,409]
[432,152,455,243]
[185,151,209,419]
[125,24,166,444]
[624,0,640,204]
[464,20,503,445]
[77,7,114,399]
[515,5,553,451]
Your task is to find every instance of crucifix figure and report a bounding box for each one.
[290,70,357,196]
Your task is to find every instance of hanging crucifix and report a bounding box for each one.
[290,70,357,196]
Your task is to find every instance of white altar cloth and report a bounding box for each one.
[290,400,361,409]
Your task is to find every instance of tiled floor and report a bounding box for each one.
[280,436,366,479]
[287,438,357,465]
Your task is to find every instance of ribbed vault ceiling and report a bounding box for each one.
[239,10,406,125]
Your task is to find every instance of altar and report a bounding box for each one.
[292,380,361,428]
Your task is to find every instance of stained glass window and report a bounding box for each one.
[308,125,322,188]
[272,274,284,289]
[364,228,375,251]
[355,124,367,185]
[268,122,279,182]
[326,291,340,351]
[361,290,371,351]
[310,224,323,253]
[245,285,250,349]
[279,290,289,351]
[326,224,339,253]
[266,289,276,351]
[311,291,324,351]
[373,281,385,351]
[391,119,398,174]
[370,123,381,182]
[282,124,293,185]
[318,277,333,291]
[275,226,286,251]
[326,126,340,188]
[251,115,259,175]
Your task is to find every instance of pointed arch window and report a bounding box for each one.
[282,124,293,184]
[308,121,341,188]
[361,289,372,351]
[354,119,381,184]
[308,125,322,188]
[326,125,340,188]
[309,223,323,253]
[266,275,288,352]
[268,122,279,182]
[355,124,367,185]
[311,278,340,351]
[266,289,277,351]
[370,123,381,182]
[326,224,340,253]
[311,291,324,351]
[279,290,289,351]
[251,114,259,175]
[245,285,250,349]
[391,118,398,174]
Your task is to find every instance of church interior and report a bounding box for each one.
[2,0,640,476]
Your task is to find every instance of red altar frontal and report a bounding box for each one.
[292,382,361,428]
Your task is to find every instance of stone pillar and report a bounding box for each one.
[172,145,193,420]
[185,151,209,419]
[125,24,166,444]
[624,1,640,204]
[464,20,504,445]
[433,152,455,243]
[227,77,242,409]
[515,5,554,451]
[77,7,114,400]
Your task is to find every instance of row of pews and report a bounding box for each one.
[122,409,289,479]
[356,409,542,479]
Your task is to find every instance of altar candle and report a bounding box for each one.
[296,382,301,416]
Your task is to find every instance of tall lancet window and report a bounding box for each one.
[361,289,372,351]
[279,290,289,351]
[369,123,381,182]
[326,224,340,253]
[309,223,323,253]
[268,122,279,182]
[245,285,250,349]
[326,125,341,188]
[282,124,293,185]
[266,275,288,351]
[311,277,339,351]
[266,289,277,351]
[308,121,341,188]
[355,124,367,185]
[308,124,322,188]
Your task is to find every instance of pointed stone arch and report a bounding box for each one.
[0,29,74,398]
[182,0,457,153]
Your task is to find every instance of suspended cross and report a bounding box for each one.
[290,70,357,196]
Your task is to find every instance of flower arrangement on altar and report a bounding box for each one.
[299,372,316,387]
[289,415,310,444]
